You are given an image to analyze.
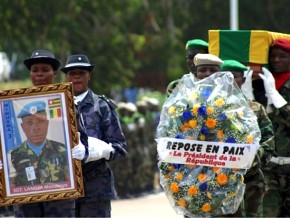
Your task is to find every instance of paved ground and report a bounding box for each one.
[111,191,182,218]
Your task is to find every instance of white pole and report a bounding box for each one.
[230,0,239,30]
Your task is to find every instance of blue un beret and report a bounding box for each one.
[17,101,47,118]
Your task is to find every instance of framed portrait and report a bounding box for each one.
[0,82,84,206]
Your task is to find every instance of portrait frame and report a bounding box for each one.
[0,82,84,206]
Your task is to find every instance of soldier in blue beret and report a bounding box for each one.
[62,54,127,217]
[221,60,274,217]
[10,100,69,189]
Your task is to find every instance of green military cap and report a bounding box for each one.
[17,101,46,118]
[221,60,248,72]
[185,39,208,51]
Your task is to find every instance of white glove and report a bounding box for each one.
[72,132,86,160]
[259,67,287,110]
[0,159,2,170]
[86,137,114,163]
[241,68,255,100]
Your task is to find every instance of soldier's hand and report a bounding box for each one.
[241,68,255,100]
[259,67,287,110]
[86,137,114,163]
[72,132,86,160]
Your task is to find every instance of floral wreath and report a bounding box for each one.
[157,72,261,217]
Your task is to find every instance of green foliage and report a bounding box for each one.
[1,0,290,94]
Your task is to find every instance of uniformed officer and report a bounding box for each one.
[61,54,127,217]
[10,101,69,186]
[12,49,75,218]
[166,39,208,97]
[221,60,275,217]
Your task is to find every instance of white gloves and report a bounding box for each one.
[259,67,287,111]
[71,132,114,163]
[0,159,2,170]
[241,68,255,100]
[86,136,114,162]
[72,133,86,160]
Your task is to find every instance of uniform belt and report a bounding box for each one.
[270,156,290,165]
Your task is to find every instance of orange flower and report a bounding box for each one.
[201,203,212,212]
[217,173,228,185]
[170,182,179,193]
[188,186,198,195]
[205,118,217,129]
[180,122,190,131]
[174,172,183,181]
[212,167,221,174]
[198,173,207,182]
[177,198,187,208]
[192,104,200,115]
[168,165,175,171]
[189,119,197,128]
[246,135,254,144]
[217,130,224,139]
[215,98,225,107]
[206,107,215,115]
[186,164,196,169]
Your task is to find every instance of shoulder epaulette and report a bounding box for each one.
[98,95,117,109]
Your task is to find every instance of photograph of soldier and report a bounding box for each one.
[9,100,69,187]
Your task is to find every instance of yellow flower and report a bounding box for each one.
[201,203,212,212]
[206,106,215,115]
[217,130,224,139]
[192,104,200,115]
[188,186,198,196]
[207,192,213,199]
[215,98,225,107]
[188,92,198,101]
[217,173,228,186]
[189,119,197,128]
[200,134,206,141]
[168,106,176,115]
[205,118,217,129]
[237,110,244,118]
[174,172,183,181]
[246,135,254,144]
[170,182,179,193]
[177,198,187,208]
[227,192,237,199]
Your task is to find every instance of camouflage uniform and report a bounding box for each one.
[263,78,290,217]
[76,90,127,217]
[218,100,274,218]
[10,139,69,186]
[11,139,75,217]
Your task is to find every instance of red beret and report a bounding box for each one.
[272,38,290,53]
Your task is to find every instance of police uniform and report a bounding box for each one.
[221,60,275,217]
[13,52,75,218]
[61,55,127,217]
